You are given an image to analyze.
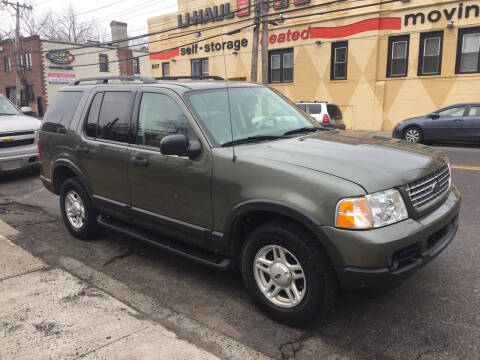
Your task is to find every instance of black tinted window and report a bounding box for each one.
[327,104,342,119]
[308,104,322,114]
[97,92,134,143]
[42,91,83,133]
[85,93,104,138]
[137,93,190,147]
[296,104,306,111]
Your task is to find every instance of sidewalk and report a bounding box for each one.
[0,219,219,360]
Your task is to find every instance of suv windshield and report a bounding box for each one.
[186,87,321,146]
[0,96,20,116]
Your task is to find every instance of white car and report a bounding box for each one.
[296,101,345,130]
[0,95,41,174]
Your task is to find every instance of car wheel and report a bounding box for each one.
[403,127,423,143]
[60,177,101,240]
[241,221,337,326]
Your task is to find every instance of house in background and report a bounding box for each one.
[0,21,149,117]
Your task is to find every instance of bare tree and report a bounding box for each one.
[20,9,52,38]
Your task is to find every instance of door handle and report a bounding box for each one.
[454,119,463,122]
[130,156,149,167]
[75,145,89,154]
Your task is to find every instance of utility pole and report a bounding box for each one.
[2,1,32,107]
[260,0,268,85]
[250,0,260,83]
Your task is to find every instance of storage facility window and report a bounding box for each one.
[331,41,348,80]
[192,58,208,78]
[162,62,170,77]
[269,48,293,83]
[419,31,443,76]
[99,54,109,72]
[456,27,480,74]
[387,35,409,77]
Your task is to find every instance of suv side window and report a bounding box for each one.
[137,92,190,148]
[308,104,322,114]
[41,91,83,133]
[97,92,135,143]
[85,92,104,138]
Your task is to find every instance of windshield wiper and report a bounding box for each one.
[0,113,16,116]
[221,135,287,147]
[283,127,324,136]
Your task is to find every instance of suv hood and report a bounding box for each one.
[0,115,41,133]
[235,131,448,193]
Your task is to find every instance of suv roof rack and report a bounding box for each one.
[155,75,224,81]
[71,76,157,85]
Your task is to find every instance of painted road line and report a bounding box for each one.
[451,165,480,171]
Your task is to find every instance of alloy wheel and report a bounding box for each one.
[64,190,85,229]
[405,128,421,143]
[253,245,306,308]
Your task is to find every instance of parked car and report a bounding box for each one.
[393,103,480,143]
[0,95,41,174]
[39,76,460,325]
[296,101,346,129]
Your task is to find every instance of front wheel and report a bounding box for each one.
[240,221,337,326]
[403,126,423,143]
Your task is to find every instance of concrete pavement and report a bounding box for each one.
[0,219,255,360]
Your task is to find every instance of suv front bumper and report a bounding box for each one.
[322,185,461,291]
[0,146,40,174]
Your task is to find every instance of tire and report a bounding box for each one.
[60,177,101,240]
[240,221,337,326]
[403,126,423,143]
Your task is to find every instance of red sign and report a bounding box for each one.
[47,73,76,84]
[149,48,180,60]
[310,17,401,39]
[269,27,311,44]
[237,0,250,17]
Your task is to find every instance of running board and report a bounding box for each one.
[97,215,234,271]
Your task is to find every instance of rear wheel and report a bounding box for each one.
[403,126,423,143]
[60,177,101,240]
[240,221,337,326]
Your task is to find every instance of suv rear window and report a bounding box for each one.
[41,91,83,133]
[327,104,342,120]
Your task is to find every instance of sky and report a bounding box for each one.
[0,0,178,38]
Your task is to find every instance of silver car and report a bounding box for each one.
[0,95,41,174]
[296,101,346,130]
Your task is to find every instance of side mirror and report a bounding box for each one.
[20,106,33,114]
[160,134,201,159]
[427,113,439,119]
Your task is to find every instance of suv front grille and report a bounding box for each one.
[0,138,35,149]
[406,165,451,210]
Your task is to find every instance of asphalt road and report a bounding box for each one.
[0,143,479,360]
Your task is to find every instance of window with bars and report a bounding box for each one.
[269,48,293,83]
[387,35,410,77]
[20,52,33,70]
[99,54,109,72]
[162,62,170,77]
[331,41,348,80]
[418,32,443,76]
[133,57,140,74]
[3,56,11,72]
[456,27,480,74]
[191,58,208,78]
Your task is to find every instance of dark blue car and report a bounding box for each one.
[392,103,480,144]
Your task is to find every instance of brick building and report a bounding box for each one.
[0,21,149,117]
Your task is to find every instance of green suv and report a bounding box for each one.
[39,76,460,325]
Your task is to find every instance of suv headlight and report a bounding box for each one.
[336,189,408,229]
